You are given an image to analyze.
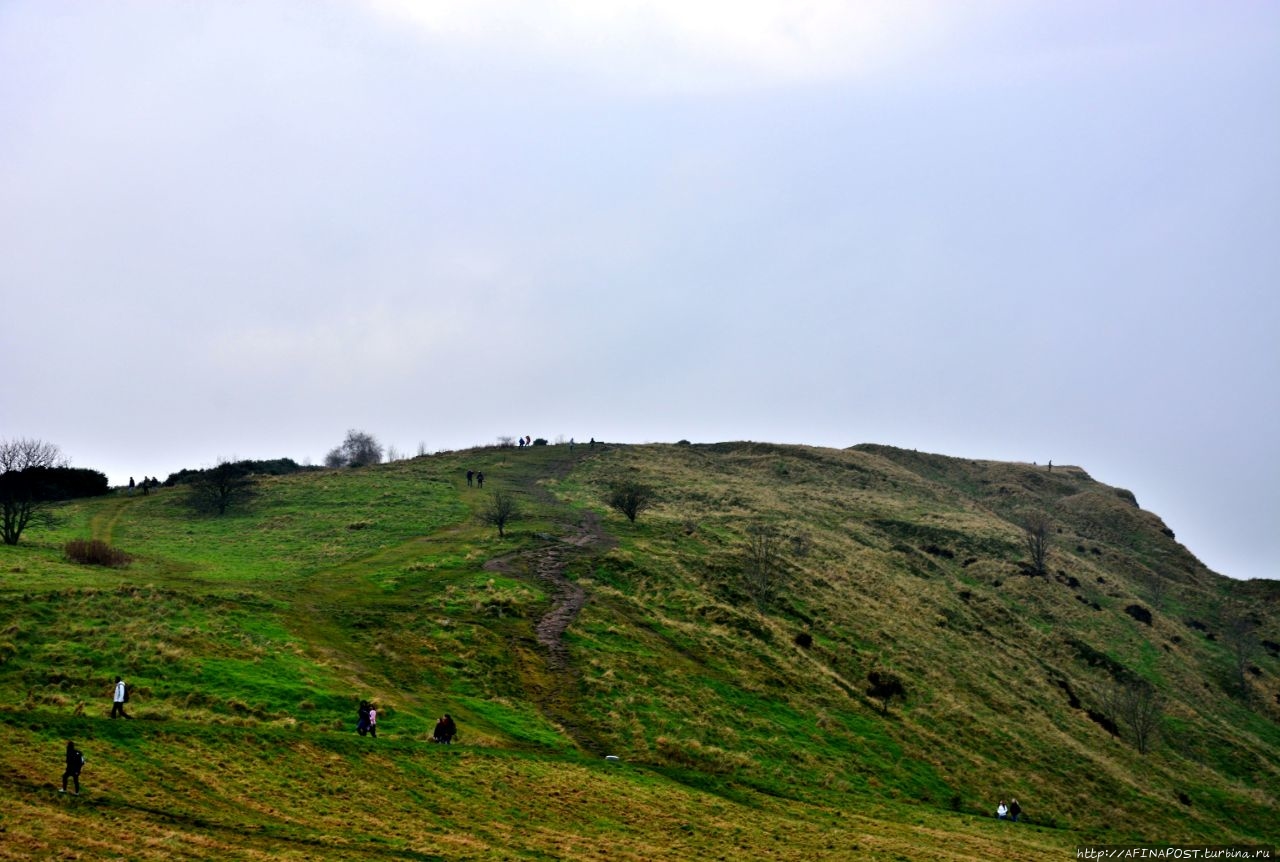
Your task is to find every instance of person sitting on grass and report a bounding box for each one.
[432,714,457,744]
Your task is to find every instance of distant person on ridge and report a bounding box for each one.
[367,704,378,738]
[476,472,484,488]
[60,740,84,794]
[996,800,1008,820]
[127,477,135,496]
[110,677,130,719]
[466,470,474,487]
[1009,798,1022,823]
[357,700,371,736]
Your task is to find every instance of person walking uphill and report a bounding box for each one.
[111,677,130,719]
[60,740,84,794]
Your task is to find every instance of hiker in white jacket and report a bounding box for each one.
[111,677,130,719]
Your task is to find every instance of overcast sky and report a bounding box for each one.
[2,1,1277,580]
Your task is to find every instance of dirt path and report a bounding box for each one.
[90,495,136,544]
[483,454,614,752]
[528,509,608,671]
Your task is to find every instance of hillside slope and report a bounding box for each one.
[0,442,1276,859]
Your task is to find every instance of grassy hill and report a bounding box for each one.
[1,441,1277,860]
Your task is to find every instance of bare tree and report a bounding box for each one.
[1223,610,1260,700]
[480,490,520,538]
[607,480,657,523]
[742,523,784,608]
[325,430,384,468]
[187,460,259,516]
[1020,511,1051,574]
[0,438,68,545]
[1141,569,1169,611]
[1103,677,1163,754]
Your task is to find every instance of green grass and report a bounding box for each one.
[1,442,1277,859]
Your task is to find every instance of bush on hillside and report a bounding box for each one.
[606,480,657,523]
[64,539,132,568]
[1125,604,1153,626]
[867,669,907,714]
[186,460,260,516]
[9,466,110,500]
[2,462,109,545]
[165,458,310,486]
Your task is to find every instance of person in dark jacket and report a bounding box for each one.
[61,741,84,794]
[1009,798,1022,822]
[433,714,457,744]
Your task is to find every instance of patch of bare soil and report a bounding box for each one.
[483,459,614,752]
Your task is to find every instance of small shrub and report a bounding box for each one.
[1125,604,1153,626]
[607,480,657,523]
[64,539,132,568]
[533,438,548,446]
[867,668,906,713]
[1086,708,1120,737]
[794,632,813,648]
[790,532,812,558]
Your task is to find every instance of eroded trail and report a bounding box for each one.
[484,457,614,753]
[531,509,611,665]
